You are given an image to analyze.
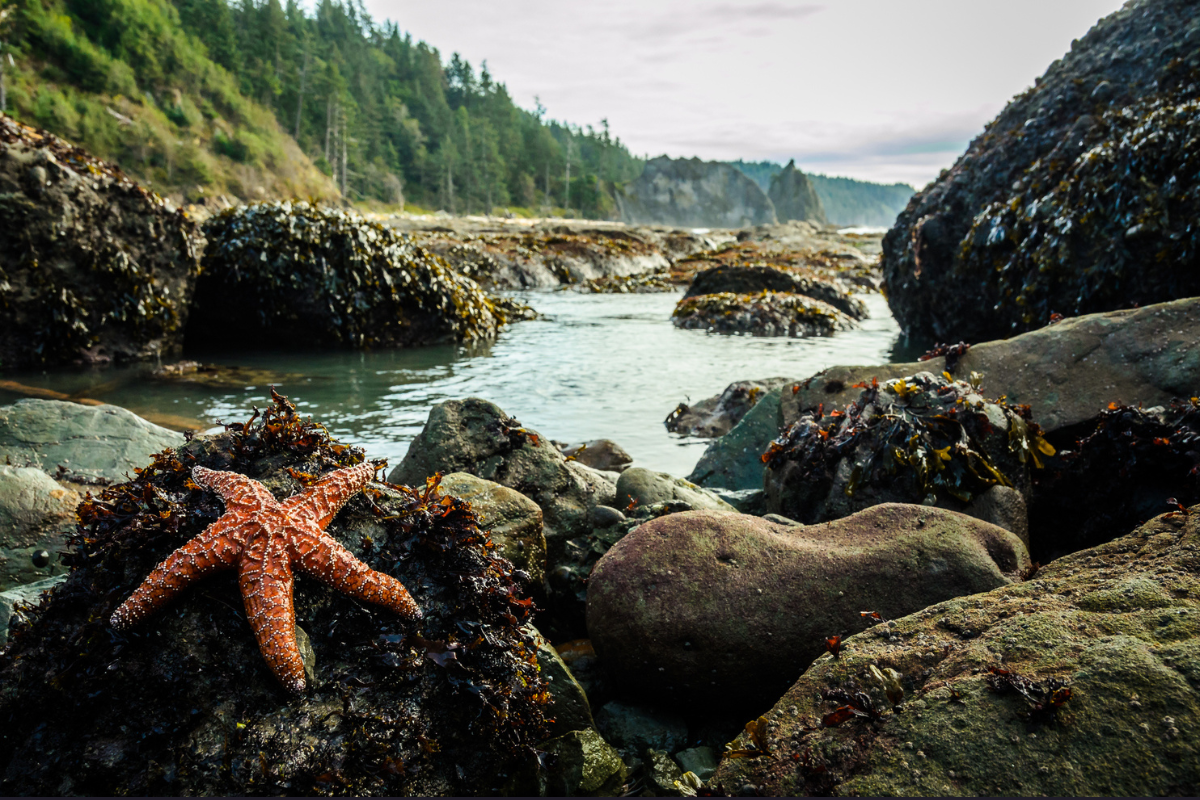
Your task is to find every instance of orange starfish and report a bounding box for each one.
[111,461,422,692]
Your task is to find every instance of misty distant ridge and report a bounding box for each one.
[727,160,915,228]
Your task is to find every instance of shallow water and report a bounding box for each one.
[2,291,918,478]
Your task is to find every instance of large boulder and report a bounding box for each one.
[189,202,527,350]
[713,503,1200,797]
[616,157,777,228]
[767,160,827,225]
[0,393,550,796]
[0,114,200,368]
[682,265,866,319]
[0,466,78,591]
[763,371,1045,541]
[672,291,856,338]
[882,0,1200,342]
[586,505,1029,715]
[0,400,184,483]
[388,398,613,560]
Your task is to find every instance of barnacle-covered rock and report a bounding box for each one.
[672,291,856,338]
[882,0,1200,341]
[190,202,530,349]
[1031,398,1200,562]
[713,505,1200,797]
[578,270,677,294]
[763,372,1051,539]
[683,265,866,319]
[0,114,200,368]
[0,392,550,796]
[586,506,1028,715]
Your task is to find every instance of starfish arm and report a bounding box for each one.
[240,547,307,693]
[193,466,277,511]
[283,461,376,529]
[290,526,422,621]
[110,521,246,629]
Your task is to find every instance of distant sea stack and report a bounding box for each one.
[881,0,1200,343]
[768,160,827,225]
[616,156,777,228]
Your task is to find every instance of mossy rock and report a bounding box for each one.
[713,505,1200,796]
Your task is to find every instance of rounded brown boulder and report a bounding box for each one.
[586,505,1029,714]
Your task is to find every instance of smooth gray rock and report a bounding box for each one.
[437,472,546,587]
[687,388,783,491]
[594,702,689,757]
[675,746,720,783]
[0,465,78,591]
[614,467,734,513]
[0,399,183,483]
[560,439,633,473]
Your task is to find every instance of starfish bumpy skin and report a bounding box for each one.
[111,462,422,693]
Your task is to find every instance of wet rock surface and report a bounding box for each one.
[664,377,790,439]
[436,472,547,590]
[682,264,866,320]
[190,202,529,350]
[614,467,735,513]
[882,0,1200,342]
[558,439,634,473]
[0,399,184,483]
[0,114,201,368]
[0,393,549,796]
[587,505,1029,715]
[713,504,1200,797]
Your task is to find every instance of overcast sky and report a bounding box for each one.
[359,0,1126,188]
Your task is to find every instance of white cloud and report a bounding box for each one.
[362,0,1126,185]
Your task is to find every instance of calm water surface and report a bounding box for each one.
[4,291,916,478]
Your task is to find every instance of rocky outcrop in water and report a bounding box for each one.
[0,114,200,369]
[882,0,1200,342]
[191,202,530,350]
[713,504,1200,797]
[664,377,791,439]
[587,505,1029,715]
[616,157,777,228]
[672,291,856,338]
[682,264,866,319]
[767,160,826,225]
[0,393,551,796]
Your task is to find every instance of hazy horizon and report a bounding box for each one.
[360,0,1126,188]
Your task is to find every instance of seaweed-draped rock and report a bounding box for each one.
[762,372,1048,540]
[672,291,855,338]
[681,265,866,320]
[0,393,550,796]
[616,156,777,228]
[713,504,1200,797]
[767,160,827,225]
[586,505,1028,716]
[0,114,200,368]
[882,0,1200,342]
[189,202,525,349]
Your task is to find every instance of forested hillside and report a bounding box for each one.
[728,159,914,227]
[0,0,642,214]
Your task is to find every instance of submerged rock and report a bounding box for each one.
[713,503,1200,797]
[0,393,549,796]
[0,114,200,368]
[882,0,1200,342]
[616,156,777,228]
[586,505,1029,715]
[191,202,528,350]
[672,291,855,338]
[682,264,865,319]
